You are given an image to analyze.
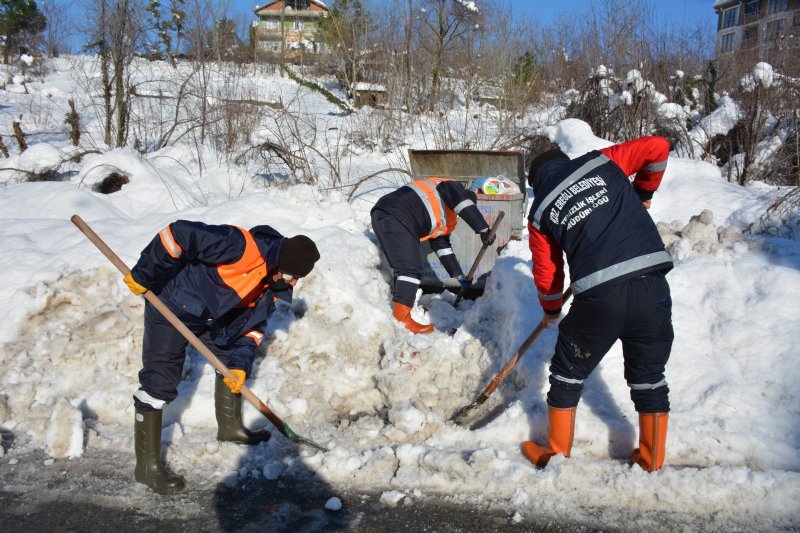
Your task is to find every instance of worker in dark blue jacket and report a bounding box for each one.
[122,220,319,494]
[371,177,493,333]
[522,136,673,472]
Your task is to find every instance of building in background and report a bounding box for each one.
[252,0,329,62]
[714,0,799,67]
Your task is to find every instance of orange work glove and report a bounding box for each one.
[223,369,246,394]
[123,272,147,296]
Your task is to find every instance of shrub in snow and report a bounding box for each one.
[92,171,130,194]
[75,149,159,195]
[565,64,695,148]
[746,187,800,240]
[700,62,798,186]
[0,143,63,183]
[564,60,797,188]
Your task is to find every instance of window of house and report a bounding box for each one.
[768,0,787,15]
[722,6,740,28]
[720,32,736,52]
[265,20,279,30]
[766,18,784,39]
[745,0,759,17]
[294,20,304,30]
[743,26,759,46]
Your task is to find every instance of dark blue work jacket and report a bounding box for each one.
[131,220,290,373]
[527,151,672,296]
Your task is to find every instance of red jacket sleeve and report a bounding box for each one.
[528,222,565,313]
[599,136,669,201]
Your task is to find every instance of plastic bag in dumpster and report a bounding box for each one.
[407,150,527,295]
[470,175,521,195]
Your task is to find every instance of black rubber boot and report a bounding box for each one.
[215,375,271,445]
[134,409,185,494]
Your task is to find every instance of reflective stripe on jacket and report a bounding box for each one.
[406,177,457,241]
[218,227,268,307]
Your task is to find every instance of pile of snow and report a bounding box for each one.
[658,209,749,259]
[0,143,64,183]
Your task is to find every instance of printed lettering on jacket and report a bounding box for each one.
[548,175,610,231]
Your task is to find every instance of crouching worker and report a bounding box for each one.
[371,177,494,334]
[123,220,319,494]
[522,136,674,472]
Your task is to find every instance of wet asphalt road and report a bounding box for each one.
[0,448,592,533]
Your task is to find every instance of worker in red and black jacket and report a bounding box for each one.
[122,220,319,494]
[521,136,674,473]
[371,177,494,333]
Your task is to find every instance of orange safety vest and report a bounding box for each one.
[216,227,269,307]
[407,177,458,241]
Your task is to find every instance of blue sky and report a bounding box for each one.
[230,0,716,30]
[507,0,714,28]
[55,0,716,53]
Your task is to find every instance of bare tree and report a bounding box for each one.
[40,0,76,56]
[415,0,481,112]
[402,0,415,110]
[83,0,148,147]
[146,0,186,66]
[318,0,371,102]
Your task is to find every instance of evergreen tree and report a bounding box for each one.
[513,51,536,86]
[0,0,47,64]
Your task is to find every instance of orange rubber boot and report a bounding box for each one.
[392,302,434,334]
[521,406,576,467]
[631,412,668,472]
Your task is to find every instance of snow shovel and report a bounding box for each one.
[453,210,505,308]
[450,288,573,425]
[71,215,329,452]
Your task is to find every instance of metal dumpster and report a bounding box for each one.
[408,149,527,293]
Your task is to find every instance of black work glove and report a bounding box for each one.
[479,229,496,246]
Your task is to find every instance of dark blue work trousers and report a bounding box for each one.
[371,209,424,307]
[134,299,232,411]
[547,271,673,413]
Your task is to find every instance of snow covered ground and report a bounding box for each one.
[1,58,798,530]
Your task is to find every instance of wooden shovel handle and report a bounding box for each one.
[477,287,574,402]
